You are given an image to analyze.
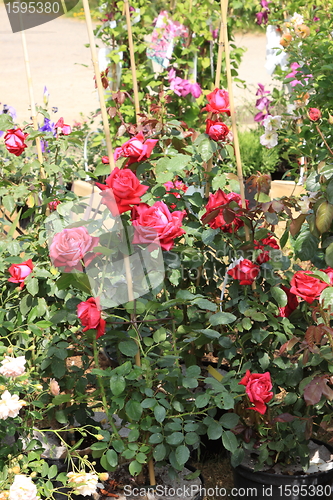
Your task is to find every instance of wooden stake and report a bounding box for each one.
[124,0,140,124]
[82,0,115,171]
[221,0,249,241]
[20,30,44,176]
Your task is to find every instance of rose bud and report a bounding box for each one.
[308,108,321,121]
[49,379,60,396]
[280,33,292,47]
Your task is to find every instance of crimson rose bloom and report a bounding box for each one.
[290,271,328,304]
[239,370,273,415]
[308,108,321,121]
[131,201,186,251]
[96,167,149,216]
[77,297,106,339]
[201,189,248,233]
[205,119,230,141]
[113,132,158,166]
[278,285,298,318]
[7,259,33,289]
[227,259,260,285]
[202,88,230,115]
[4,128,28,156]
[255,236,279,264]
[49,226,99,272]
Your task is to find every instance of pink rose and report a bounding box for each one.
[49,227,99,272]
[4,128,28,156]
[77,297,106,339]
[8,259,33,289]
[55,117,71,135]
[227,259,260,286]
[278,285,298,317]
[48,200,61,212]
[205,119,230,141]
[201,189,248,233]
[113,132,158,167]
[239,370,273,415]
[131,201,186,251]
[96,167,149,216]
[308,108,321,121]
[202,88,230,115]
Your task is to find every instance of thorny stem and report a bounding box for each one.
[315,124,333,157]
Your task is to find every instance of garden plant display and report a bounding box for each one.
[1,0,333,498]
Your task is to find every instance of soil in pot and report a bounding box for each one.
[233,440,333,500]
[102,463,204,500]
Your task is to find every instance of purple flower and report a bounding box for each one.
[256,0,270,25]
[256,95,271,111]
[168,68,202,99]
[39,117,56,152]
[255,110,271,123]
[256,84,270,97]
[285,63,312,88]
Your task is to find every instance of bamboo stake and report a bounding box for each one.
[82,0,115,171]
[204,0,227,199]
[124,0,140,124]
[221,0,250,241]
[20,30,44,175]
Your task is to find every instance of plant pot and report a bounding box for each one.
[233,441,333,500]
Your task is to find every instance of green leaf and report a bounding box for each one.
[119,340,139,357]
[193,298,217,311]
[271,287,288,307]
[149,433,163,444]
[125,400,143,421]
[154,404,166,422]
[52,394,71,405]
[209,312,237,325]
[201,228,219,245]
[167,154,191,172]
[2,195,15,214]
[220,413,239,429]
[90,442,108,451]
[106,449,118,467]
[197,137,216,162]
[294,231,319,261]
[0,113,14,131]
[128,428,140,443]
[195,393,210,408]
[222,431,238,453]
[110,375,126,396]
[153,327,166,343]
[153,443,167,461]
[48,464,58,479]
[20,295,32,316]
[55,410,68,424]
[320,287,333,308]
[136,452,147,464]
[325,241,333,267]
[230,448,245,468]
[175,445,190,466]
[316,201,333,233]
[166,432,184,446]
[207,421,223,440]
[129,460,142,476]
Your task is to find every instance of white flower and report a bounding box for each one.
[263,115,282,132]
[49,379,60,396]
[0,391,26,420]
[9,475,39,500]
[290,12,304,26]
[67,472,98,497]
[0,356,26,378]
[260,131,279,149]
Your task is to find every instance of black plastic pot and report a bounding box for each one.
[233,441,333,500]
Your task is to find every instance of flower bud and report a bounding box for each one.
[49,379,60,396]
[95,434,104,441]
[17,455,23,460]
[280,33,292,47]
[308,108,321,121]
[30,472,37,478]
[12,466,20,474]
[99,473,109,482]
[328,114,333,125]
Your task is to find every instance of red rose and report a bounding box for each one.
[49,226,99,271]
[227,259,260,285]
[164,180,188,209]
[131,201,186,251]
[308,108,321,121]
[101,156,110,164]
[77,297,106,339]
[48,200,61,212]
[205,119,230,141]
[290,271,328,304]
[202,88,230,115]
[255,236,279,264]
[55,117,71,135]
[278,285,298,317]
[201,189,248,233]
[4,128,28,156]
[7,259,33,289]
[239,370,273,415]
[113,132,158,166]
[96,167,149,216]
